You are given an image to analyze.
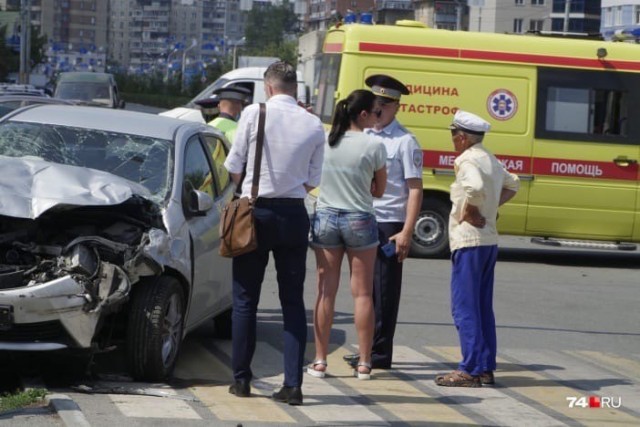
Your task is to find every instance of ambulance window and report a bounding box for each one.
[536,68,637,143]
[545,87,627,136]
[315,53,342,123]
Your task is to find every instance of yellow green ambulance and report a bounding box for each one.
[315,20,640,257]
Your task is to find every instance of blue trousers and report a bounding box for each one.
[231,202,309,387]
[372,222,404,367]
[450,245,498,376]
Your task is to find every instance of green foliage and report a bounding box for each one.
[0,25,18,81]
[30,27,48,68]
[0,388,47,414]
[244,0,299,64]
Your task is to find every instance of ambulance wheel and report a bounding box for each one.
[411,197,451,258]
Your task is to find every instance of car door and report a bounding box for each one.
[180,134,228,327]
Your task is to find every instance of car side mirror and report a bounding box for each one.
[187,189,213,216]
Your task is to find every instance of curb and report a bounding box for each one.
[46,394,91,427]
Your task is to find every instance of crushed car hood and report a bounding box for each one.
[1,156,152,219]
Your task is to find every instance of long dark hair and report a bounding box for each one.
[327,89,376,147]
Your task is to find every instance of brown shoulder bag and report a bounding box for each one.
[219,103,266,258]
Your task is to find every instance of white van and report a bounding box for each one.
[161,67,309,123]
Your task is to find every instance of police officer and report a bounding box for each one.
[345,74,423,369]
[197,86,251,143]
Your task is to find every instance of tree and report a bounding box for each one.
[30,27,47,68]
[0,25,18,81]
[243,0,299,64]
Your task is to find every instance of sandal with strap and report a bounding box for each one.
[435,370,481,388]
[306,360,328,378]
[353,362,372,380]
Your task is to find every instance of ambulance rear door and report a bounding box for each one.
[528,67,640,240]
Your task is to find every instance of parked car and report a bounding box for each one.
[0,105,233,380]
[53,72,125,109]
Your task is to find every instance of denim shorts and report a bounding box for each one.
[310,208,379,250]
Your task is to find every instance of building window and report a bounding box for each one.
[513,19,523,33]
[531,0,544,5]
[529,19,544,31]
[515,0,524,4]
[635,6,640,24]
[614,6,622,26]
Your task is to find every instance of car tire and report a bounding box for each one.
[411,197,451,259]
[213,308,232,339]
[126,276,184,381]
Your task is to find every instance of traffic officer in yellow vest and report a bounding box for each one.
[198,86,251,143]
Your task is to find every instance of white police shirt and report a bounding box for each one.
[365,119,423,223]
[224,94,325,199]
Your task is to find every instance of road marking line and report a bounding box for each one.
[110,389,201,419]
[323,345,479,425]
[569,350,640,384]
[174,339,296,423]
[430,346,640,426]
[217,340,386,424]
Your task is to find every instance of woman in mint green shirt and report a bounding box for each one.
[308,90,387,380]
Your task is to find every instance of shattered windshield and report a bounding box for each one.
[0,121,173,202]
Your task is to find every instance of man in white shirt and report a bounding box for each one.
[224,61,325,405]
[435,110,519,388]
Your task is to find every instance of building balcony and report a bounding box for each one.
[376,0,413,11]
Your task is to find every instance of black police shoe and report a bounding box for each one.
[272,386,303,406]
[228,379,251,397]
[343,353,360,363]
[346,357,392,370]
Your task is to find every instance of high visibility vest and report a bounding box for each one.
[208,116,238,144]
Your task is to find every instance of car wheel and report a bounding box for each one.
[213,308,232,339]
[411,197,451,258]
[126,276,184,381]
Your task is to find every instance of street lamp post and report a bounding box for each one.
[181,39,198,92]
[230,37,246,69]
[19,0,32,84]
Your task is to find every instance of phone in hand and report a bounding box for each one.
[381,241,396,258]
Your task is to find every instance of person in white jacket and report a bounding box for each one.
[435,110,520,388]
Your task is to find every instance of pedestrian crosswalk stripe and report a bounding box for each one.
[388,345,562,426]
[216,340,386,425]
[174,339,296,423]
[326,345,480,425]
[109,386,201,419]
[569,350,640,387]
[430,346,640,426]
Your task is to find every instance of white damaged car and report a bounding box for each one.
[0,105,234,380]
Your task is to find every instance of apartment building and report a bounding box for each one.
[550,0,601,33]
[306,0,375,31]
[30,0,108,72]
[468,0,551,34]
[600,0,638,40]
[413,0,469,30]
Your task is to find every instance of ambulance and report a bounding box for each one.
[315,20,640,258]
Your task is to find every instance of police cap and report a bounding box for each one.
[212,86,252,104]
[194,97,219,109]
[449,110,491,135]
[365,74,410,101]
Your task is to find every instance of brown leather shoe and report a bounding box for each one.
[480,371,495,385]
[435,370,482,388]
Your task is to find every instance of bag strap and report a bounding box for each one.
[251,103,266,200]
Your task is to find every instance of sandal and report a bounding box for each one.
[435,370,481,388]
[480,371,495,385]
[306,360,328,378]
[353,362,372,380]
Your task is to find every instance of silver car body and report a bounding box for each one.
[0,105,233,353]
